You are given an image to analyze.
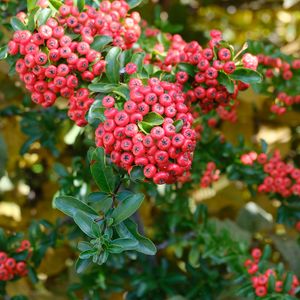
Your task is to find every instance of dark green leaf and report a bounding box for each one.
[131,52,145,73]
[78,241,92,252]
[260,139,268,153]
[129,166,145,182]
[105,47,121,83]
[87,99,105,126]
[188,246,200,268]
[76,0,85,11]
[74,211,97,238]
[27,7,40,32]
[88,83,118,93]
[218,71,235,93]
[113,85,129,99]
[37,8,52,27]
[230,68,263,84]
[87,192,113,214]
[90,147,116,193]
[178,63,195,77]
[53,195,98,219]
[109,238,138,253]
[75,257,92,273]
[127,0,143,8]
[0,45,8,61]
[79,248,98,259]
[10,17,26,31]
[174,119,183,133]
[137,121,152,134]
[0,135,7,178]
[115,219,156,255]
[283,272,293,293]
[91,35,113,51]
[111,192,144,224]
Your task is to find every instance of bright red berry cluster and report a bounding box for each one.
[95,78,196,184]
[257,54,300,115]
[0,240,31,281]
[141,28,257,123]
[200,162,220,188]
[7,0,141,126]
[256,150,300,197]
[244,248,299,297]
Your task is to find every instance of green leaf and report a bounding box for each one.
[260,139,268,153]
[230,68,263,84]
[115,219,156,255]
[0,135,8,178]
[283,272,294,293]
[79,248,98,259]
[74,211,97,238]
[109,238,138,253]
[75,257,92,273]
[127,0,143,8]
[90,147,116,193]
[49,0,63,9]
[111,192,144,225]
[0,45,8,61]
[27,7,40,32]
[91,35,113,51]
[137,121,152,134]
[129,166,145,182]
[53,195,99,219]
[177,63,195,77]
[188,246,200,268]
[76,0,85,11]
[142,112,164,126]
[105,47,121,83]
[218,71,234,93]
[87,192,113,214]
[87,99,105,126]
[88,83,118,93]
[174,119,183,133]
[37,8,52,27]
[113,85,130,100]
[27,0,37,11]
[10,17,26,31]
[131,52,145,73]
[78,241,92,252]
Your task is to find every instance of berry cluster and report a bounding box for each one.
[95,78,196,184]
[200,162,220,188]
[257,54,300,115]
[244,248,299,297]
[256,150,300,198]
[0,240,31,281]
[7,0,141,126]
[140,28,257,122]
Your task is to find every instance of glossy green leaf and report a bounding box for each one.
[53,195,98,219]
[74,211,97,238]
[76,0,85,11]
[142,112,164,126]
[88,83,118,93]
[105,47,121,83]
[87,192,113,214]
[75,257,92,273]
[91,35,113,51]
[129,166,145,182]
[87,99,105,126]
[0,45,8,61]
[109,238,138,253]
[111,192,144,225]
[218,71,234,93]
[177,63,195,77]
[90,147,116,193]
[137,121,152,134]
[113,85,130,99]
[10,17,26,31]
[79,248,98,259]
[49,0,63,9]
[174,119,183,133]
[131,52,145,73]
[283,272,294,293]
[27,7,40,32]
[127,0,143,9]
[230,68,263,84]
[37,8,52,27]
[188,246,200,268]
[116,219,156,255]
[78,241,92,252]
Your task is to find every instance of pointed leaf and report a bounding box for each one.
[37,8,52,27]
[75,257,92,273]
[127,0,143,8]
[218,71,234,93]
[230,68,263,84]
[0,45,8,61]
[105,47,121,83]
[53,195,98,219]
[10,17,26,31]
[74,211,97,238]
[91,35,113,51]
[88,83,118,93]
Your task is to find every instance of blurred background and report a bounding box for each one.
[0,0,300,299]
